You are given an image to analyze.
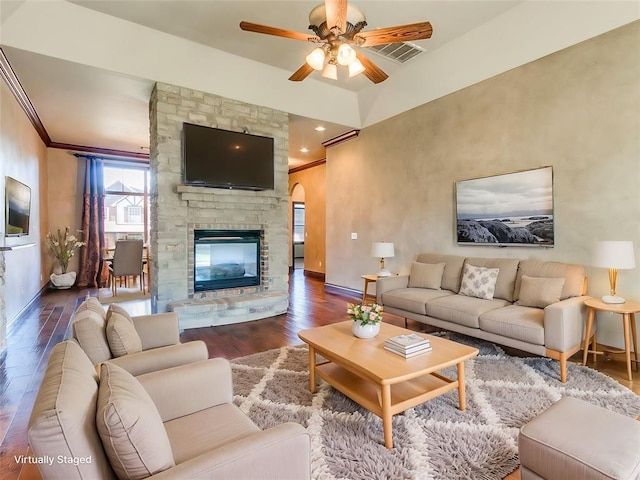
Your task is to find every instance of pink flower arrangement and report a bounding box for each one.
[347,302,383,326]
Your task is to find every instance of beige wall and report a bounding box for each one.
[289,163,326,275]
[0,79,48,352]
[326,21,640,348]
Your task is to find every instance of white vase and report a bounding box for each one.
[352,321,381,339]
[50,271,76,289]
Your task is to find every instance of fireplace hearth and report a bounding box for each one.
[194,230,261,292]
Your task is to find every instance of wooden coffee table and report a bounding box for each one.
[298,321,479,448]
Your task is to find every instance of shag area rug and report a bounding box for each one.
[230,333,640,480]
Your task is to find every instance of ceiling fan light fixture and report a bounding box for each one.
[321,63,338,80]
[348,58,365,77]
[305,47,326,70]
[337,43,357,66]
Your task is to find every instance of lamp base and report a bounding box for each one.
[377,269,391,278]
[602,295,626,304]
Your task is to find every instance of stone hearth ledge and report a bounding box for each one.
[171,292,289,330]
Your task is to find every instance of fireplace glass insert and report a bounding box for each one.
[194,230,261,291]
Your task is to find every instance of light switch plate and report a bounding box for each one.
[351,233,358,240]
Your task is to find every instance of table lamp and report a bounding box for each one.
[371,242,395,277]
[592,240,636,304]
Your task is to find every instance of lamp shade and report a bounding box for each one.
[592,241,636,269]
[371,242,395,258]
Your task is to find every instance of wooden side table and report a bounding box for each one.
[361,274,378,303]
[582,297,639,381]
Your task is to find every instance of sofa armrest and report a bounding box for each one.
[107,341,208,377]
[137,358,232,422]
[376,275,410,303]
[132,312,180,349]
[544,296,589,352]
[150,423,310,480]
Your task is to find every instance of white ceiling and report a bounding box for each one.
[1,1,638,165]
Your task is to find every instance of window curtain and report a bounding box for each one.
[77,158,104,287]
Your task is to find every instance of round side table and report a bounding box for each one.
[582,297,639,381]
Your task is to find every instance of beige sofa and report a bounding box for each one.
[29,340,311,480]
[70,296,208,376]
[377,253,589,382]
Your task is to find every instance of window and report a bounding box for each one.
[103,164,150,248]
[293,203,305,243]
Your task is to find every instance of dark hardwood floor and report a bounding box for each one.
[0,269,637,480]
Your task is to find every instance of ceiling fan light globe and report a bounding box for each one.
[348,58,365,77]
[321,63,338,80]
[305,47,326,70]
[337,43,357,66]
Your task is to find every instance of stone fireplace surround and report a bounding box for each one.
[149,82,289,330]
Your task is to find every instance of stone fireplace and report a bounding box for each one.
[149,83,289,329]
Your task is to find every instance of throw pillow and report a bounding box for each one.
[75,296,107,320]
[96,363,175,480]
[72,310,112,363]
[106,311,142,357]
[458,263,500,300]
[107,304,133,323]
[516,275,565,309]
[408,262,446,290]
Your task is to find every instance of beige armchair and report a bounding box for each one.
[71,296,208,376]
[29,340,311,480]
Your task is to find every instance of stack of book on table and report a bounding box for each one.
[384,333,432,358]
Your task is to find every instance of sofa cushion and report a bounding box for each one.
[106,311,143,357]
[516,275,565,309]
[107,303,133,323]
[459,264,500,300]
[514,260,585,301]
[28,340,116,480]
[426,294,511,329]
[479,305,545,346]
[75,296,107,320]
[408,262,445,289]
[416,253,466,293]
[465,257,520,302]
[382,288,454,315]
[165,403,260,464]
[72,310,113,364]
[96,363,175,480]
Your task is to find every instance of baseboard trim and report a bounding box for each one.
[324,283,362,301]
[7,282,50,330]
[304,270,326,280]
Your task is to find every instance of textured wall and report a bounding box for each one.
[289,163,327,275]
[326,22,640,347]
[149,83,289,314]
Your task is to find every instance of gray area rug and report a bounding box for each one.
[230,333,640,480]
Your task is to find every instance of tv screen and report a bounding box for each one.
[182,123,274,190]
[5,176,31,237]
[455,166,554,246]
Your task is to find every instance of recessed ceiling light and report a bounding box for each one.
[314,126,326,132]
[300,147,309,153]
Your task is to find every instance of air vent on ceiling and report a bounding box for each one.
[364,42,425,64]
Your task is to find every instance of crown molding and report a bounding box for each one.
[321,129,359,148]
[289,158,326,174]
[50,142,149,160]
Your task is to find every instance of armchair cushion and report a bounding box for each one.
[96,362,175,480]
[72,310,112,363]
[106,311,143,357]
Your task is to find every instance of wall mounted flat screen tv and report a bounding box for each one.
[455,166,554,247]
[182,123,274,191]
[5,176,31,237]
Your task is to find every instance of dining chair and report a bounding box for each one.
[108,240,144,295]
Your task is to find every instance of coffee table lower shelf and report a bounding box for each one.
[315,362,460,438]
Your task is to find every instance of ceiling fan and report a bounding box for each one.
[240,0,432,84]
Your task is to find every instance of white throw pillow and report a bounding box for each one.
[96,363,175,480]
[408,262,445,290]
[106,311,142,357]
[459,263,500,300]
[516,275,565,309]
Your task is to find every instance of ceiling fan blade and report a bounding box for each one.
[289,63,315,82]
[240,21,313,42]
[355,51,388,84]
[325,0,348,33]
[359,22,433,46]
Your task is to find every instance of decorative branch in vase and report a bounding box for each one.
[46,227,84,288]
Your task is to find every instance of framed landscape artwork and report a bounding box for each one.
[455,166,554,247]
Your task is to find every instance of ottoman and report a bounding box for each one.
[518,396,640,480]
